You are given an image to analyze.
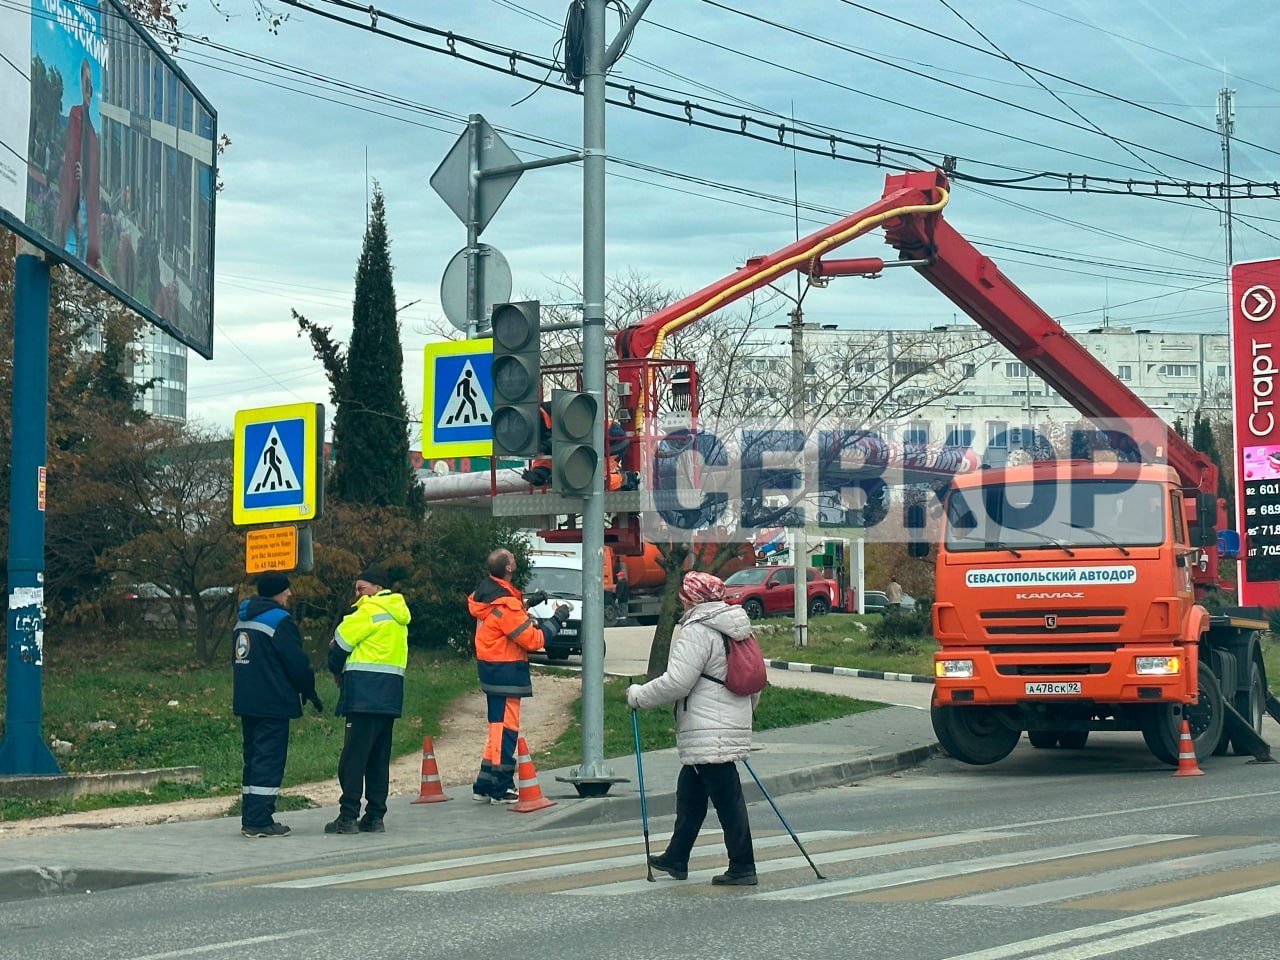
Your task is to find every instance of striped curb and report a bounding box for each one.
[765,659,934,684]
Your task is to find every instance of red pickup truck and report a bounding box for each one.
[722,566,839,619]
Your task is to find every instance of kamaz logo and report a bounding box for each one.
[1015,591,1085,600]
[1045,615,1058,630]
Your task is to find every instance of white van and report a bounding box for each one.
[523,535,584,662]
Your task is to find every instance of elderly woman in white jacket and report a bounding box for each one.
[626,571,759,886]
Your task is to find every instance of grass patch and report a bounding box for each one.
[752,613,937,675]
[536,676,882,769]
[1,635,477,820]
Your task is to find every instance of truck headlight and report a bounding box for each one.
[935,659,974,679]
[1136,656,1180,675]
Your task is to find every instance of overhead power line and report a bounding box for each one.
[279,0,1280,198]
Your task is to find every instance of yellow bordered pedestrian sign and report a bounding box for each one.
[233,402,324,526]
[423,338,494,459]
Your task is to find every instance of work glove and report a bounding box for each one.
[309,695,325,715]
[525,590,549,610]
[521,465,552,487]
[626,684,643,709]
[553,604,572,624]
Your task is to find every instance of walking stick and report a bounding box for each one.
[631,706,655,882]
[742,757,825,880]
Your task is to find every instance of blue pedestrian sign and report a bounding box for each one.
[233,402,324,526]
[423,338,494,458]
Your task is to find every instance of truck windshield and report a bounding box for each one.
[525,567,582,597]
[944,479,1165,552]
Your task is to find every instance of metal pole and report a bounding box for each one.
[465,113,483,337]
[570,0,613,788]
[1218,87,1235,274]
[790,307,807,648]
[855,537,866,614]
[0,249,60,775]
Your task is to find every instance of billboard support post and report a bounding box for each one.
[0,250,59,775]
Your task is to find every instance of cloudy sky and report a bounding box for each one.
[118,1,1280,436]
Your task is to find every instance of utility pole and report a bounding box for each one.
[562,0,651,796]
[789,304,808,648]
[1218,87,1236,275]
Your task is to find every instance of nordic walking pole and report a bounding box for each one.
[742,757,825,880]
[631,704,655,882]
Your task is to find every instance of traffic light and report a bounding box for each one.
[551,389,598,496]
[490,301,541,457]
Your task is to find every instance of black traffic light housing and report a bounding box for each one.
[490,301,541,457]
[551,389,598,497]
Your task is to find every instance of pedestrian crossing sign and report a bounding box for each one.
[423,338,494,458]
[233,402,325,526]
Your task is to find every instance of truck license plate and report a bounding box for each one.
[1024,682,1081,695]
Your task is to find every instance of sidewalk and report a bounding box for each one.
[0,702,938,900]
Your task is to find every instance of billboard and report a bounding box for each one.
[1230,258,1280,607]
[0,0,216,358]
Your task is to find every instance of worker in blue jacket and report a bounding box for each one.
[232,571,322,838]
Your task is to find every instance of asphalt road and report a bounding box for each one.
[6,737,1279,960]
[7,624,1280,960]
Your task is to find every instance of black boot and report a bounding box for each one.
[324,816,359,835]
[357,815,385,833]
[648,853,688,880]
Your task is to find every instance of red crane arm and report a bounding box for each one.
[614,178,946,361]
[878,171,1218,499]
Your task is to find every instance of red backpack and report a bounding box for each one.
[701,632,768,697]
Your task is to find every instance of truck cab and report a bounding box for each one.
[930,460,1265,766]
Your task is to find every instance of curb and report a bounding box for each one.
[766,660,934,684]
[531,742,941,830]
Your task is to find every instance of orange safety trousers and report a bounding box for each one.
[473,695,521,799]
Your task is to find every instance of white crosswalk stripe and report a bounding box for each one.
[753,834,1188,902]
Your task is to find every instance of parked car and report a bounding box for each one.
[862,589,917,614]
[723,566,838,620]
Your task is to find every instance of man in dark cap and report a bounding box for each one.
[232,571,322,838]
[326,564,411,834]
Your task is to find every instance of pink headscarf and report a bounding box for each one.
[679,571,726,606]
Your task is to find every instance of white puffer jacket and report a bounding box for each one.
[631,601,759,765]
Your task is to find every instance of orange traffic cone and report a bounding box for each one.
[510,736,556,813]
[1172,719,1205,777]
[410,736,453,803]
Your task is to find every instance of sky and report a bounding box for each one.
[66,1,1280,437]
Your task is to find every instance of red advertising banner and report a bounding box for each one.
[1231,258,1280,606]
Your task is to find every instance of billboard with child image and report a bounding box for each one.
[0,0,216,358]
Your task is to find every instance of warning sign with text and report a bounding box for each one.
[246,525,299,574]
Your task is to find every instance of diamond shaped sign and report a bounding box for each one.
[431,115,523,235]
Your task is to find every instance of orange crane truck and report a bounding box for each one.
[610,167,1275,770]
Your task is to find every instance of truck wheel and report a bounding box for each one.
[1027,730,1058,749]
[603,603,619,628]
[742,598,765,620]
[1141,660,1224,766]
[808,596,830,617]
[1057,730,1089,749]
[931,703,1019,765]
[1231,658,1267,756]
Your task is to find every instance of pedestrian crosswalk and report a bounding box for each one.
[240,824,1280,932]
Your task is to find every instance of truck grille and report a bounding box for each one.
[995,662,1110,676]
[979,607,1125,638]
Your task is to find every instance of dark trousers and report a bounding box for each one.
[665,762,755,874]
[337,713,395,821]
[473,694,521,798]
[241,716,290,828]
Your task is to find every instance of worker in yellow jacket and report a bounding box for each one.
[325,564,410,834]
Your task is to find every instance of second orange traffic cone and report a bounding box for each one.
[1172,719,1205,777]
[410,736,453,803]
[510,736,556,813]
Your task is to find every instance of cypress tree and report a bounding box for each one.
[329,185,413,508]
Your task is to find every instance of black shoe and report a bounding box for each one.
[648,854,688,880]
[324,816,359,835]
[357,816,385,833]
[491,789,520,804]
[241,822,291,838]
[711,870,758,886]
